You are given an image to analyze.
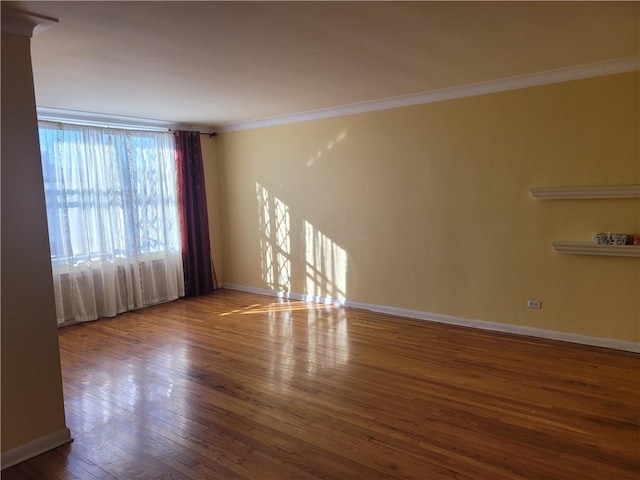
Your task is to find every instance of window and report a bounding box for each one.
[39,121,184,324]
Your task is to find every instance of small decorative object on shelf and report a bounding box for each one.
[634,234,640,246]
[593,233,632,245]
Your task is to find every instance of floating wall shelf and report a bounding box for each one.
[530,185,640,199]
[552,241,640,258]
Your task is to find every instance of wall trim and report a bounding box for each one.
[223,283,345,306]
[218,56,640,132]
[222,283,640,353]
[1,427,72,470]
[33,57,639,134]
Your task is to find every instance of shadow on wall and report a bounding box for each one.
[256,183,348,303]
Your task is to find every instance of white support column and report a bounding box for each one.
[1,7,71,469]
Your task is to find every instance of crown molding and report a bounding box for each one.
[1,8,58,37]
[36,107,217,134]
[219,56,640,133]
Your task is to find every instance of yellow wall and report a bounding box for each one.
[1,31,69,455]
[214,72,639,343]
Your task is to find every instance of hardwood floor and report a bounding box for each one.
[3,289,639,479]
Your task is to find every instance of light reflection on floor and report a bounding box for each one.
[65,299,351,441]
[69,340,191,436]
[266,301,350,385]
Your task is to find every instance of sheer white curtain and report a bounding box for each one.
[39,121,185,325]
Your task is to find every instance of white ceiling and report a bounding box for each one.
[7,1,640,129]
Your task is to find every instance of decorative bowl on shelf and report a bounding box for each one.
[593,233,631,246]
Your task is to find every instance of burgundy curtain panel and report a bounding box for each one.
[175,130,218,296]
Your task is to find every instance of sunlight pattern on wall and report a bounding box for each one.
[304,220,347,302]
[306,129,347,167]
[256,184,291,293]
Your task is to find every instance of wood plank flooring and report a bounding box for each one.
[3,289,639,479]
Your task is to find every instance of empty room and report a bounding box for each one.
[1,2,639,479]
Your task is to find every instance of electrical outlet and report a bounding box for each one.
[527,300,542,309]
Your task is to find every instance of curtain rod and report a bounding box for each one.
[37,107,217,135]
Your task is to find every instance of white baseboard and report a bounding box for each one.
[1,427,73,470]
[223,283,345,306]
[222,283,640,353]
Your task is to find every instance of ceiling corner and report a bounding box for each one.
[1,7,58,37]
